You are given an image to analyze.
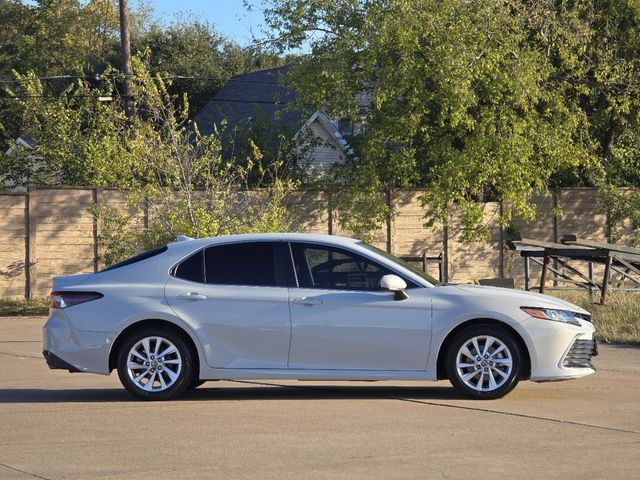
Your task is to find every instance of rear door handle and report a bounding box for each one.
[177,292,208,301]
[291,297,323,306]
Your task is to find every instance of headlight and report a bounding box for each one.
[520,307,581,326]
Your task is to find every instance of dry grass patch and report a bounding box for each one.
[549,290,640,345]
[0,298,48,316]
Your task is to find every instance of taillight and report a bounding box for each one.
[49,291,103,309]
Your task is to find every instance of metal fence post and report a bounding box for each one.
[25,186,37,299]
[588,261,594,302]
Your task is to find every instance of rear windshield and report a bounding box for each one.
[100,245,168,272]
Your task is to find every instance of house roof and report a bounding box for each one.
[5,135,35,155]
[17,135,35,148]
[193,66,309,138]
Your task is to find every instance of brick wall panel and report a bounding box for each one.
[448,203,501,284]
[0,195,26,298]
[1,187,636,298]
[33,189,95,296]
[393,190,444,256]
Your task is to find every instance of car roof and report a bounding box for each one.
[92,232,431,288]
[163,233,432,287]
[168,233,361,251]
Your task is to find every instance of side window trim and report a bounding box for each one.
[273,241,288,288]
[286,242,299,288]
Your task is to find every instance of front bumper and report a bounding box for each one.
[562,337,598,368]
[520,317,597,382]
[43,309,114,375]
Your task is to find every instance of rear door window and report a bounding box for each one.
[204,242,281,287]
[174,250,204,283]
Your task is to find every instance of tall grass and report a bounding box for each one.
[549,290,640,345]
[0,298,48,316]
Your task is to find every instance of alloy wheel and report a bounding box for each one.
[455,335,513,392]
[126,336,183,392]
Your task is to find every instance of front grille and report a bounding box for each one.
[563,338,597,368]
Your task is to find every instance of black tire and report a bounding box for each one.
[445,324,522,400]
[189,379,206,390]
[117,327,195,401]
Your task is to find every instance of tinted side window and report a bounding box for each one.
[205,242,277,287]
[174,250,204,283]
[290,243,393,290]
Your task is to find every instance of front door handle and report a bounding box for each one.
[177,292,208,301]
[291,297,323,306]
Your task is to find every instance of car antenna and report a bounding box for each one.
[175,235,194,242]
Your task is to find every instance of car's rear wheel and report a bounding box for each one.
[446,325,522,400]
[117,327,194,400]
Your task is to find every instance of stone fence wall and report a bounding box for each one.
[0,187,619,298]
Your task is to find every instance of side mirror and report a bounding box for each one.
[380,274,409,301]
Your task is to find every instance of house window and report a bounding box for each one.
[338,119,354,136]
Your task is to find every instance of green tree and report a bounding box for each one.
[0,0,152,150]
[566,1,640,243]
[131,18,284,117]
[0,2,282,151]
[262,0,640,241]
[2,69,132,187]
[3,56,298,263]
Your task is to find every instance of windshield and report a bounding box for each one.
[357,242,440,286]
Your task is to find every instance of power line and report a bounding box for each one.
[206,98,284,105]
[0,74,211,84]
[0,74,287,85]
[0,95,287,104]
[0,94,150,101]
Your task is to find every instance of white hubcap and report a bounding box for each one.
[456,335,512,392]
[126,336,182,392]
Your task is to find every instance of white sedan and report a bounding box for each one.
[43,233,597,400]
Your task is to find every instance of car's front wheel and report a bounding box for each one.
[445,325,522,400]
[117,327,194,400]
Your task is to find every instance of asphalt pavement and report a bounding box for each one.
[1,316,639,479]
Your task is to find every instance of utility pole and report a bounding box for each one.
[119,0,133,117]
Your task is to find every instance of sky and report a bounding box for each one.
[134,0,267,46]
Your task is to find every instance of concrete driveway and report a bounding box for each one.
[1,316,639,480]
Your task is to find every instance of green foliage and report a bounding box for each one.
[262,0,640,242]
[131,17,284,116]
[0,0,156,150]
[2,68,134,187]
[0,2,283,151]
[313,159,390,242]
[2,51,298,264]
[221,110,315,186]
[594,126,640,245]
[79,59,298,265]
[0,0,139,78]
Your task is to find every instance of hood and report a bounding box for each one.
[451,285,590,315]
[52,273,93,291]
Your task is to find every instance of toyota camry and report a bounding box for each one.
[43,233,597,400]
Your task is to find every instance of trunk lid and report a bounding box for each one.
[51,273,93,291]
